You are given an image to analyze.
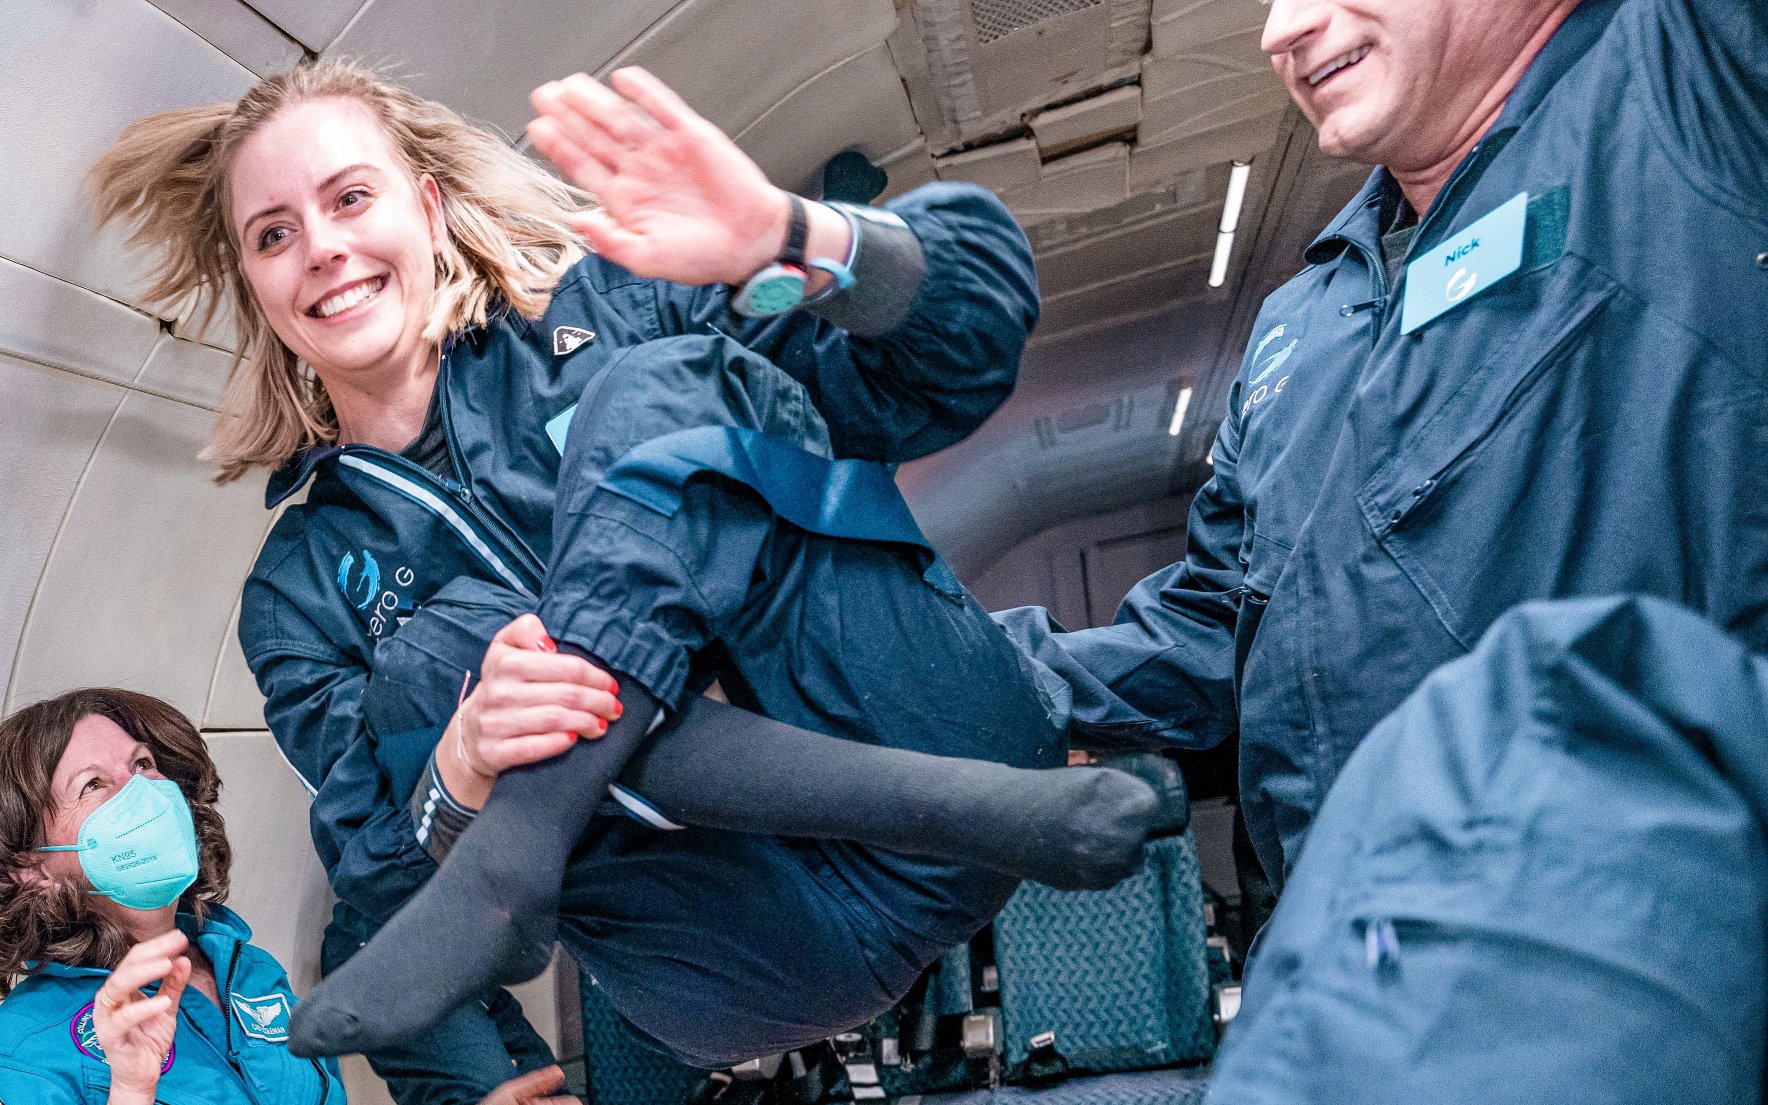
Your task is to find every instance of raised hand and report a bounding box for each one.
[93,930,191,1104]
[526,68,797,286]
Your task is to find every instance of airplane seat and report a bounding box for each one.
[578,974,707,1105]
[574,753,1221,1103]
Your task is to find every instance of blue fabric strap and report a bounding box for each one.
[600,425,963,595]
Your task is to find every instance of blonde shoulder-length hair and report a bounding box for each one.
[89,59,589,484]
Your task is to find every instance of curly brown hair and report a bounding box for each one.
[0,689,231,995]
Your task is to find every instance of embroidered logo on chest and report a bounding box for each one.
[231,992,292,1043]
[337,549,418,638]
[1242,323,1300,417]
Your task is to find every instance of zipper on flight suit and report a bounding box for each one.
[433,347,549,590]
[334,448,540,598]
[214,941,333,1104]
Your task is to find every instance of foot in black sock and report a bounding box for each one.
[289,851,561,1056]
[618,699,1162,892]
[1023,767,1162,890]
[289,672,662,1057]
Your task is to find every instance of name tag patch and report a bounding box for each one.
[231,992,292,1043]
[1401,191,1529,334]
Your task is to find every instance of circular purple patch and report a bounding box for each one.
[71,1000,175,1072]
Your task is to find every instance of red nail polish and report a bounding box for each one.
[609,679,620,696]
[598,719,609,733]
[538,636,557,652]
[613,702,624,719]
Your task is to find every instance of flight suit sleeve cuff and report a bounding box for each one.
[408,752,478,864]
[806,202,928,337]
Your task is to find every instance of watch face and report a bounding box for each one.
[746,271,806,315]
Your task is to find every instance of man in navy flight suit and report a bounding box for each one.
[1009,0,1768,894]
[1006,2,1768,1097]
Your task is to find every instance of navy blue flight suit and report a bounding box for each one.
[1004,0,1768,887]
[241,185,1047,1074]
[1206,597,1768,1105]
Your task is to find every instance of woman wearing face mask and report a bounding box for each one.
[0,688,576,1105]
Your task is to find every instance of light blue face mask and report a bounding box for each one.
[39,774,201,911]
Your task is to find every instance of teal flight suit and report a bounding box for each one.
[0,906,344,1104]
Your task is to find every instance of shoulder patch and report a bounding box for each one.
[70,1002,174,1071]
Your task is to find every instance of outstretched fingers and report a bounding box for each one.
[608,66,704,134]
[525,116,610,194]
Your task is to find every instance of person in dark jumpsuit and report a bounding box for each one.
[1005,0,1768,890]
[90,60,1158,1076]
[995,0,1768,1097]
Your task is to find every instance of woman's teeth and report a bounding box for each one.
[312,276,386,319]
[1308,44,1371,87]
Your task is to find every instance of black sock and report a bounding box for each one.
[620,697,1160,891]
[289,662,660,1058]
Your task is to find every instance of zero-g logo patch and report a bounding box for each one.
[1241,323,1300,417]
[337,549,381,611]
[71,1002,175,1071]
[231,993,292,1043]
[337,549,417,638]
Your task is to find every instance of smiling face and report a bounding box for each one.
[228,97,445,393]
[35,716,168,919]
[1262,0,1562,175]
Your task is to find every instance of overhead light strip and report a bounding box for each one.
[1168,385,1193,437]
[1209,160,1253,288]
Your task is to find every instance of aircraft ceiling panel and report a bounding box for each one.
[0,258,163,390]
[599,0,898,140]
[1035,249,1213,337]
[136,334,235,410]
[1032,184,1221,292]
[1,1,254,311]
[329,0,683,138]
[247,0,367,53]
[166,287,244,354]
[205,731,331,989]
[875,139,940,202]
[9,392,269,721]
[733,45,924,197]
[999,141,1130,224]
[146,0,305,74]
[0,356,124,714]
[1149,0,1265,58]
[1128,106,1284,189]
[934,136,1043,193]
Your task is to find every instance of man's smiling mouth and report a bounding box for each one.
[1308,44,1372,87]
